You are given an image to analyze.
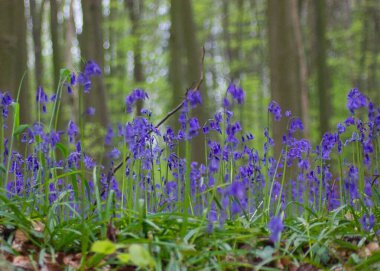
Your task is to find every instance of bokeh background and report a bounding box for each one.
[0,0,379,157]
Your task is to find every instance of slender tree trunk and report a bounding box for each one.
[80,0,109,127]
[30,0,45,90]
[314,0,331,138]
[63,0,77,122]
[50,0,66,131]
[80,0,110,165]
[125,0,145,115]
[180,0,206,164]
[268,0,306,158]
[0,0,31,126]
[169,0,185,130]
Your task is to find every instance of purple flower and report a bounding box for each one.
[186,90,202,108]
[347,88,367,114]
[86,107,95,116]
[109,148,121,160]
[289,118,304,133]
[77,61,102,93]
[188,117,200,138]
[84,60,102,76]
[268,101,282,121]
[227,83,245,104]
[0,91,13,119]
[67,120,78,143]
[268,216,284,243]
[125,89,149,113]
[36,86,48,113]
[337,123,346,134]
[360,214,375,231]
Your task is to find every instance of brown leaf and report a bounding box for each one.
[297,263,318,271]
[106,221,117,242]
[12,255,35,270]
[11,229,29,252]
[277,256,297,271]
[63,253,81,269]
[32,220,45,233]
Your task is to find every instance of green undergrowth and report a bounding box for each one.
[0,194,380,270]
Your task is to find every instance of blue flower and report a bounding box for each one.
[268,216,284,243]
[360,214,375,231]
[186,90,202,108]
[268,101,282,121]
[227,83,245,104]
[125,89,149,113]
[347,88,367,114]
[36,87,49,113]
[0,91,13,119]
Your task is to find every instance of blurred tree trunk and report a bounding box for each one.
[125,0,145,115]
[50,0,66,131]
[314,0,331,138]
[169,0,185,130]
[267,0,307,157]
[63,0,77,122]
[169,0,206,164]
[359,0,380,102]
[30,0,45,90]
[80,0,109,126]
[80,0,110,164]
[0,0,31,125]
[182,0,206,164]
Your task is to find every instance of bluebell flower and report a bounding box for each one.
[125,89,149,113]
[36,86,48,113]
[360,214,375,231]
[186,90,202,108]
[337,123,346,134]
[188,117,200,138]
[347,88,367,114]
[268,216,284,243]
[268,101,282,121]
[289,117,304,133]
[0,91,13,119]
[86,107,95,116]
[67,120,78,143]
[227,83,245,104]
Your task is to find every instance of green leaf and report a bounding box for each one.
[0,164,6,174]
[10,102,20,129]
[60,68,71,80]
[129,244,155,268]
[91,240,117,255]
[55,143,69,158]
[13,124,29,137]
[117,253,130,263]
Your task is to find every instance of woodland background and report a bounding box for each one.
[0,0,379,161]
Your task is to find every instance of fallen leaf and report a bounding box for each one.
[12,229,29,252]
[13,255,34,270]
[297,263,318,271]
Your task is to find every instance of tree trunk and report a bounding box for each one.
[267,0,307,157]
[80,0,110,164]
[63,0,77,122]
[125,0,145,115]
[314,0,331,138]
[80,0,109,127]
[180,0,206,164]
[0,0,31,125]
[30,0,45,90]
[169,0,185,130]
[50,0,66,131]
